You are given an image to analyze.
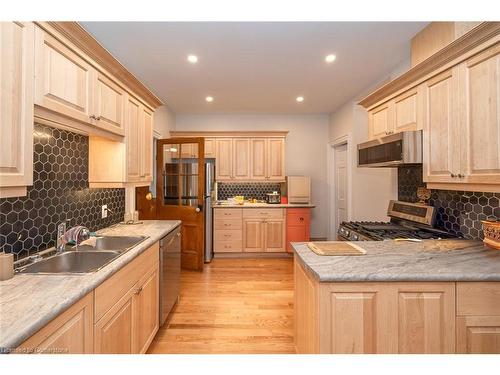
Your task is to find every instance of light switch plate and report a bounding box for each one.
[101,204,108,219]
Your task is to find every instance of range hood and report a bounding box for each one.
[357,130,422,167]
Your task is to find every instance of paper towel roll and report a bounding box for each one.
[0,252,14,281]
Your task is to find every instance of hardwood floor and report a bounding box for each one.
[147,257,295,354]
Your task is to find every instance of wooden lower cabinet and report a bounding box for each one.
[295,260,461,354]
[17,242,160,354]
[94,244,159,354]
[456,316,500,353]
[17,293,94,354]
[286,208,311,253]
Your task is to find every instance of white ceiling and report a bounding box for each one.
[81,22,428,114]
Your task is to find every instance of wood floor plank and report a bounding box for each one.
[147,258,295,354]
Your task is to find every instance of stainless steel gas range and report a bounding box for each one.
[337,200,460,241]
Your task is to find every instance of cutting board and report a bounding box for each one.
[307,241,367,256]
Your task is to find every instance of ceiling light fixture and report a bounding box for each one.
[187,54,198,64]
[325,54,336,63]
[296,96,304,102]
[206,96,214,102]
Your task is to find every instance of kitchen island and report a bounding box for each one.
[0,220,180,353]
[293,240,500,354]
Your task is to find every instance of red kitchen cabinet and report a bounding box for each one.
[286,208,311,253]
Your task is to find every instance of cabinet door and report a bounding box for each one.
[319,284,389,354]
[140,106,153,180]
[396,283,455,353]
[94,289,135,354]
[393,87,421,133]
[232,138,250,180]
[243,219,265,252]
[204,138,216,158]
[250,138,267,180]
[126,95,141,181]
[0,22,34,196]
[267,138,285,181]
[34,26,94,124]
[459,44,500,184]
[457,316,500,354]
[134,266,159,354]
[264,219,286,252]
[368,102,392,139]
[93,71,126,136]
[18,293,93,354]
[216,139,233,180]
[422,69,461,183]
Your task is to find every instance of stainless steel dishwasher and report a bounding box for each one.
[159,225,181,326]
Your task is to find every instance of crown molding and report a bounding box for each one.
[42,22,163,109]
[358,22,500,109]
[169,131,289,137]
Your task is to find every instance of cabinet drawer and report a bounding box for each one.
[243,208,284,219]
[457,282,500,316]
[94,242,159,321]
[214,240,242,252]
[214,219,242,230]
[215,229,242,242]
[214,208,243,220]
[286,211,311,226]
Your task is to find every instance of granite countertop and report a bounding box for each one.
[213,202,315,208]
[0,220,181,351]
[293,239,500,282]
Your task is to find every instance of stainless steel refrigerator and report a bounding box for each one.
[204,161,215,262]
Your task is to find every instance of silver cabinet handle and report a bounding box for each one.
[195,207,201,212]
[177,232,181,237]
[133,286,143,295]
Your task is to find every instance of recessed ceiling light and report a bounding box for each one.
[296,96,304,102]
[206,96,214,102]
[187,54,198,64]
[325,54,336,63]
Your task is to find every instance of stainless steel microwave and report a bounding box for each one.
[357,130,422,167]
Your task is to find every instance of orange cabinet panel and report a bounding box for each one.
[286,208,311,253]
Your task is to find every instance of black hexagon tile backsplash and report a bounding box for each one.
[398,165,499,240]
[0,124,125,260]
[217,182,281,201]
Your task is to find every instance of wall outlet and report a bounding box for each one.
[101,204,108,219]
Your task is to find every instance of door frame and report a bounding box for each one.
[156,137,206,271]
[327,134,353,240]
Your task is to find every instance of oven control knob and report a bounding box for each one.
[351,234,359,241]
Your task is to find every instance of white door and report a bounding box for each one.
[334,143,348,235]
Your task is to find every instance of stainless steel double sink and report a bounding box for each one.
[16,236,148,274]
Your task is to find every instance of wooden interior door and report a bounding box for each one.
[156,138,205,271]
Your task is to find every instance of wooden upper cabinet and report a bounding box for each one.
[0,22,34,198]
[267,138,285,181]
[393,87,421,133]
[368,102,392,139]
[93,71,126,136]
[232,138,250,180]
[125,95,141,181]
[34,26,94,124]
[140,107,153,180]
[216,139,233,180]
[459,44,500,184]
[204,138,216,158]
[422,69,460,184]
[250,138,267,180]
[368,88,423,140]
